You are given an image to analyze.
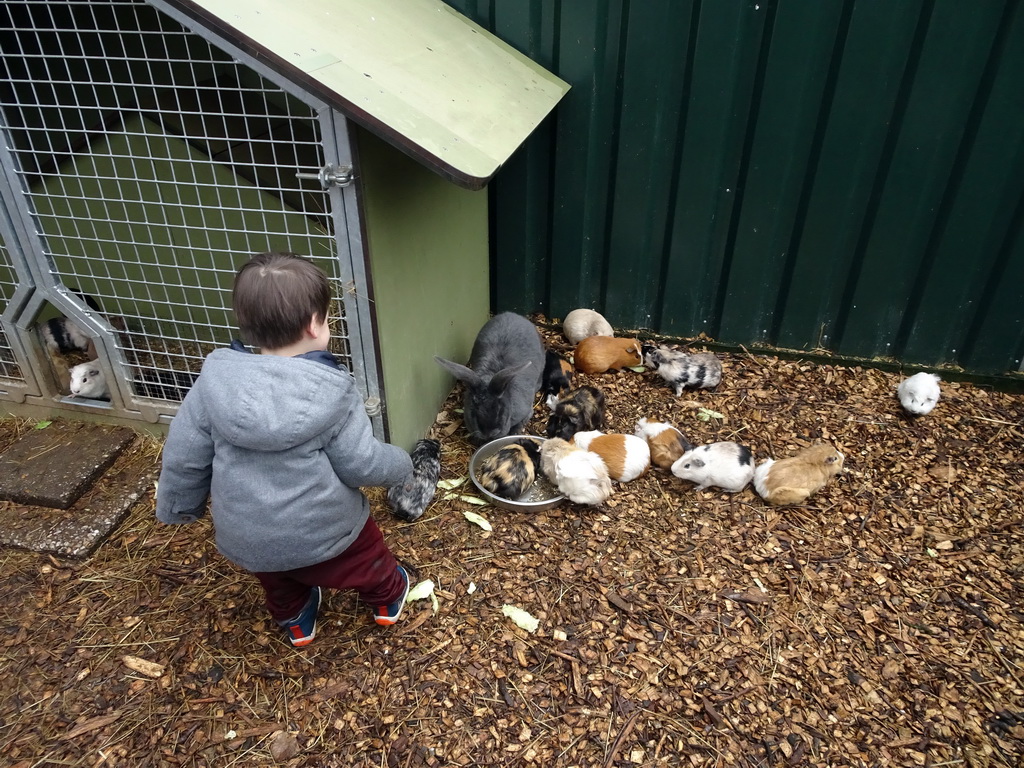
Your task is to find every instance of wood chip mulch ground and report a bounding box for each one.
[1,327,1022,767]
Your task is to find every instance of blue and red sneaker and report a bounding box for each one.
[374,566,410,626]
[282,586,321,647]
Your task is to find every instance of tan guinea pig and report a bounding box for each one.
[572,430,650,482]
[753,443,844,506]
[573,336,643,374]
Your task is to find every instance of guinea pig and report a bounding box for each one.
[387,438,442,522]
[434,313,545,445]
[542,350,574,396]
[753,443,844,506]
[69,360,110,400]
[634,418,693,470]
[39,317,97,359]
[572,430,651,482]
[546,385,606,441]
[540,437,613,505]
[641,343,722,394]
[574,336,643,374]
[671,441,754,492]
[562,308,614,345]
[897,372,941,416]
[477,437,542,500]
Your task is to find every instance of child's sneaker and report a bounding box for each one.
[374,565,409,626]
[282,586,321,647]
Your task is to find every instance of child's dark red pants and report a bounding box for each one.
[253,515,404,622]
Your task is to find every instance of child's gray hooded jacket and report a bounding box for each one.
[156,348,413,572]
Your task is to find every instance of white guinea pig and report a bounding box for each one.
[671,441,754,492]
[69,360,110,400]
[540,437,613,506]
[897,372,941,415]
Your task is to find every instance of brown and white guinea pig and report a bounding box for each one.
[671,442,754,492]
[641,343,722,394]
[574,336,643,374]
[542,350,574,396]
[540,437,613,505]
[546,385,606,441]
[753,443,844,506]
[69,360,110,400]
[562,308,614,345]
[572,430,650,482]
[634,418,693,470]
[477,438,542,500]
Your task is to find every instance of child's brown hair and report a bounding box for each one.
[233,252,331,350]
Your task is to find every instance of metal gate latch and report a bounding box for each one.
[295,164,353,189]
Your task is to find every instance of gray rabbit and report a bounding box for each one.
[434,313,545,445]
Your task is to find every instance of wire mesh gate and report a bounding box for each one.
[0,0,382,430]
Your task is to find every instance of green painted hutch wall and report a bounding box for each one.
[355,128,489,449]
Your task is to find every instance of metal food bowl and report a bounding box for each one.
[469,435,565,512]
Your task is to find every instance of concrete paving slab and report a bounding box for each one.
[0,421,135,509]
[0,423,157,558]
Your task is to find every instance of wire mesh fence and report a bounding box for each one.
[0,0,355,410]
[0,237,24,381]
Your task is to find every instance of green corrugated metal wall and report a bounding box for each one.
[445,0,1024,377]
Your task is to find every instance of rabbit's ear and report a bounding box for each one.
[488,361,534,395]
[434,356,481,385]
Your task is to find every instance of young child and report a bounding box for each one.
[156,251,414,647]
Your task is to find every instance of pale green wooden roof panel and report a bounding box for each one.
[165,0,570,188]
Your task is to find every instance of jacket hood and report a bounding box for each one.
[193,348,352,451]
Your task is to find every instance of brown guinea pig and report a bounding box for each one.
[753,443,844,506]
[574,336,643,374]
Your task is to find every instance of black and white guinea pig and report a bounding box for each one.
[478,438,542,500]
[671,441,754,492]
[69,360,110,400]
[387,438,442,522]
[753,443,844,506]
[545,385,606,441]
[542,350,574,396]
[641,344,722,394]
[39,317,97,359]
[634,417,693,470]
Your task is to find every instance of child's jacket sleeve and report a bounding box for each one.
[324,394,413,489]
[155,395,214,524]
